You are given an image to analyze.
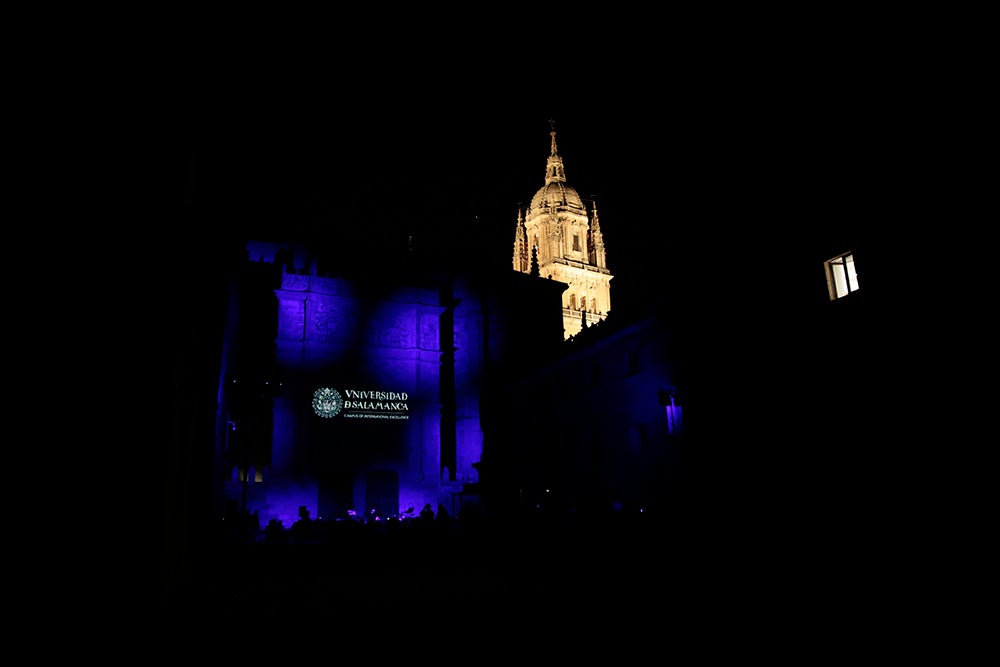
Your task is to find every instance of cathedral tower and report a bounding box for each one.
[512,122,613,339]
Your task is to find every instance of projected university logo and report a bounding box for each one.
[312,386,410,420]
[312,387,344,418]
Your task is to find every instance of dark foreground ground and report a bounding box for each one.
[164,515,695,617]
[158,510,906,648]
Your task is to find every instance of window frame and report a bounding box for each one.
[825,251,860,301]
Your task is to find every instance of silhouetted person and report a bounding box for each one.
[291,505,314,541]
[420,503,435,521]
[264,518,285,542]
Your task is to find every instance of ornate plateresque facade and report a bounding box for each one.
[512,123,613,339]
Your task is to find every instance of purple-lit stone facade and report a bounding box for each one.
[224,255,484,528]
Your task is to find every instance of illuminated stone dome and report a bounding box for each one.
[526,129,587,215]
[530,179,586,214]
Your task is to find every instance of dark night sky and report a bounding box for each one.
[161,26,927,319]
